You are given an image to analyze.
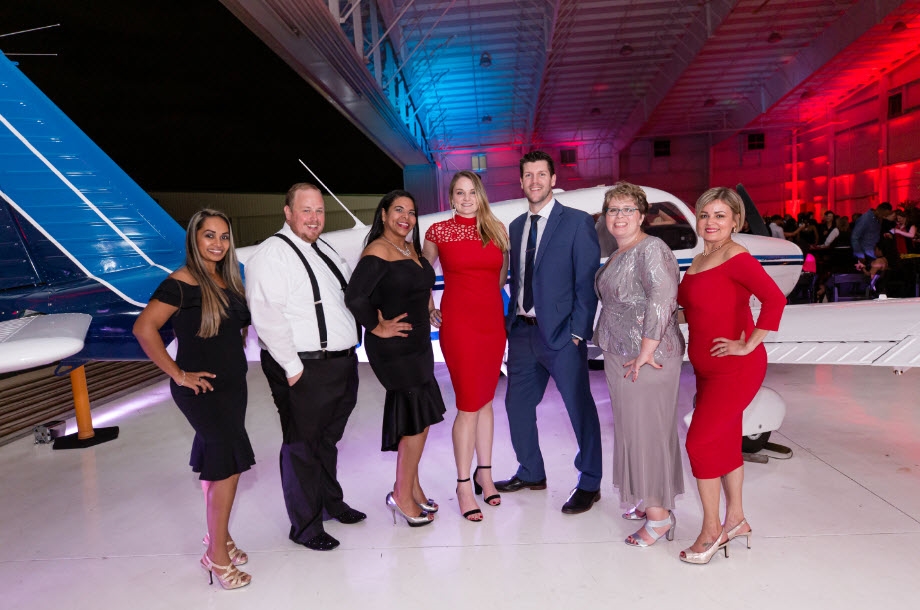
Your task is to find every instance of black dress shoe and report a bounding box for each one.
[561,487,600,514]
[334,507,367,524]
[303,532,340,551]
[494,475,548,493]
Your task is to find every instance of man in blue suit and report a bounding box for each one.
[495,151,603,514]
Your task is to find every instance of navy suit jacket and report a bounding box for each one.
[505,200,601,350]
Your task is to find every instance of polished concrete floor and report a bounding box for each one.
[2,360,919,610]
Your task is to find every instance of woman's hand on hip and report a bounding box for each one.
[371,311,412,338]
[623,353,662,382]
[711,331,749,357]
[179,370,217,395]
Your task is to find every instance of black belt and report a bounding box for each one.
[298,347,356,360]
[517,315,538,326]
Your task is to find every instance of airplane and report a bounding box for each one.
[2,50,918,455]
[0,313,91,374]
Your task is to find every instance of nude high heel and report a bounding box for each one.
[201,553,251,590]
[679,530,729,564]
[386,492,433,527]
[725,518,752,549]
[202,533,248,565]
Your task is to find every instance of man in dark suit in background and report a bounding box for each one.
[495,151,603,514]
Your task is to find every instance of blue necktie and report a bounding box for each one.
[523,215,539,312]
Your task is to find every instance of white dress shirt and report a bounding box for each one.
[517,198,556,316]
[245,223,358,378]
[770,223,785,240]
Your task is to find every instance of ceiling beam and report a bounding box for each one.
[607,0,737,152]
[718,0,906,144]
[220,0,430,167]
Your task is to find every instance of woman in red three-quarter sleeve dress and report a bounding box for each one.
[676,187,785,565]
[423,171,509,522]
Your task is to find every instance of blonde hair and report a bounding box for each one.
[450,171,509,252]
[184,209,244,338]
[694,187,745,232]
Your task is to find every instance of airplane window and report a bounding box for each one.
[642,202,697,252]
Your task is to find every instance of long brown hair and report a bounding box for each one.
[450,170,509,252]
[184,209,244,338]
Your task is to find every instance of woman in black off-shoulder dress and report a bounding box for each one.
[134,209,254,590]
[346,190,445,528]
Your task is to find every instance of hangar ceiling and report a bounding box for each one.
[221,0,920,166]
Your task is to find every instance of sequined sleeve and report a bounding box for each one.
[637,238,680,341]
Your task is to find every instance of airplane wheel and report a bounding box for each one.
[741,431,771,454]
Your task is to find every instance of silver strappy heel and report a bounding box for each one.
[625,511,675,547]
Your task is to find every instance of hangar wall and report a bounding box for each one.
[614,54,920,217]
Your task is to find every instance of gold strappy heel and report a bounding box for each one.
[201,553,251,590]
[202,533,248,565]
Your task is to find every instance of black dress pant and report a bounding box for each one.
[261,350,359,543]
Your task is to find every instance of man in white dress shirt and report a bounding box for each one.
[245,183,364,552]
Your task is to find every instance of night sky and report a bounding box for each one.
[0,1,403,194]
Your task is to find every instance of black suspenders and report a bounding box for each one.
[273,233,330,350]
[272,234,360,349]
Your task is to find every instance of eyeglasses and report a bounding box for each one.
[605,207,639,217]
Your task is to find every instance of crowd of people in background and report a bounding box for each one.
[764,201,920,301]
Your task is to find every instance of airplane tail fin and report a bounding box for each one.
[0,52,185,307]
[736,184,771,237]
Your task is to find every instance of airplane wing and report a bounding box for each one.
[0,313,92,373]
[759,298,920,370]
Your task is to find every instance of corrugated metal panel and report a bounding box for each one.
[0,361,165,446]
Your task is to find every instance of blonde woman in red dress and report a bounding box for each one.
[423,171,509,521]
[677,187,785,564]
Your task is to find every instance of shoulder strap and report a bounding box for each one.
[273,233,328,350]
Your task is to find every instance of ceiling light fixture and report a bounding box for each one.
[619,44,634,57]
[481,115,492,123]
[479,52,492,67]
[767,32,782,44]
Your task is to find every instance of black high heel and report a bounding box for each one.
[473,465,501,506]
[456,478,482,522]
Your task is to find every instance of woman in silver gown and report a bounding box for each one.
[593,182,685,547]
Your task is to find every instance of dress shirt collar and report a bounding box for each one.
[529,198,556,221]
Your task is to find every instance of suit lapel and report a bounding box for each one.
[534,201,563,270]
